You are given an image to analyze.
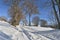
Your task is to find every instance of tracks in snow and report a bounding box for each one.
[17,26,51,40]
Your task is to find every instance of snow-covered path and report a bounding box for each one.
[21,27,51,40]
[22,26,60,40]
[0,21,60,40]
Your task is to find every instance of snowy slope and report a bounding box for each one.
[0,21,60,40]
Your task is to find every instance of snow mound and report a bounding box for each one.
[0,21,60,40]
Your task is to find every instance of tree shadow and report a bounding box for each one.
[22,27,60,40]
[0,31,12,40]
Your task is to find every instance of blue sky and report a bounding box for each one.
[0,0,9,18]
[0,0,55,24]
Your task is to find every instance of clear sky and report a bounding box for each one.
[0,0,9,18]
[0,0,55,24]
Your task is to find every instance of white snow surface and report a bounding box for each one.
[0,21,60,40]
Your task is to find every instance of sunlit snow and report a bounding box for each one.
[0,21,60,40]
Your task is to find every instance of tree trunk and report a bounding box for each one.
[51,0,60,29]
[59,0,60,17]
[29,13,31,26]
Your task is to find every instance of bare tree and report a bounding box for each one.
[9,5,23,26]
[4,0,39,26]
[22,0,39,26]
[51,0,60,28]
[4,0,23,26]
[41,0,60,28]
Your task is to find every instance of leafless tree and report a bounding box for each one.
[22,0,39,26]
[41,0,60,28]
[4,0,39,26]
[4,0,24,26]
[51,0,60,28]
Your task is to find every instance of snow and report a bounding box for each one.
[0,21,60,40]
